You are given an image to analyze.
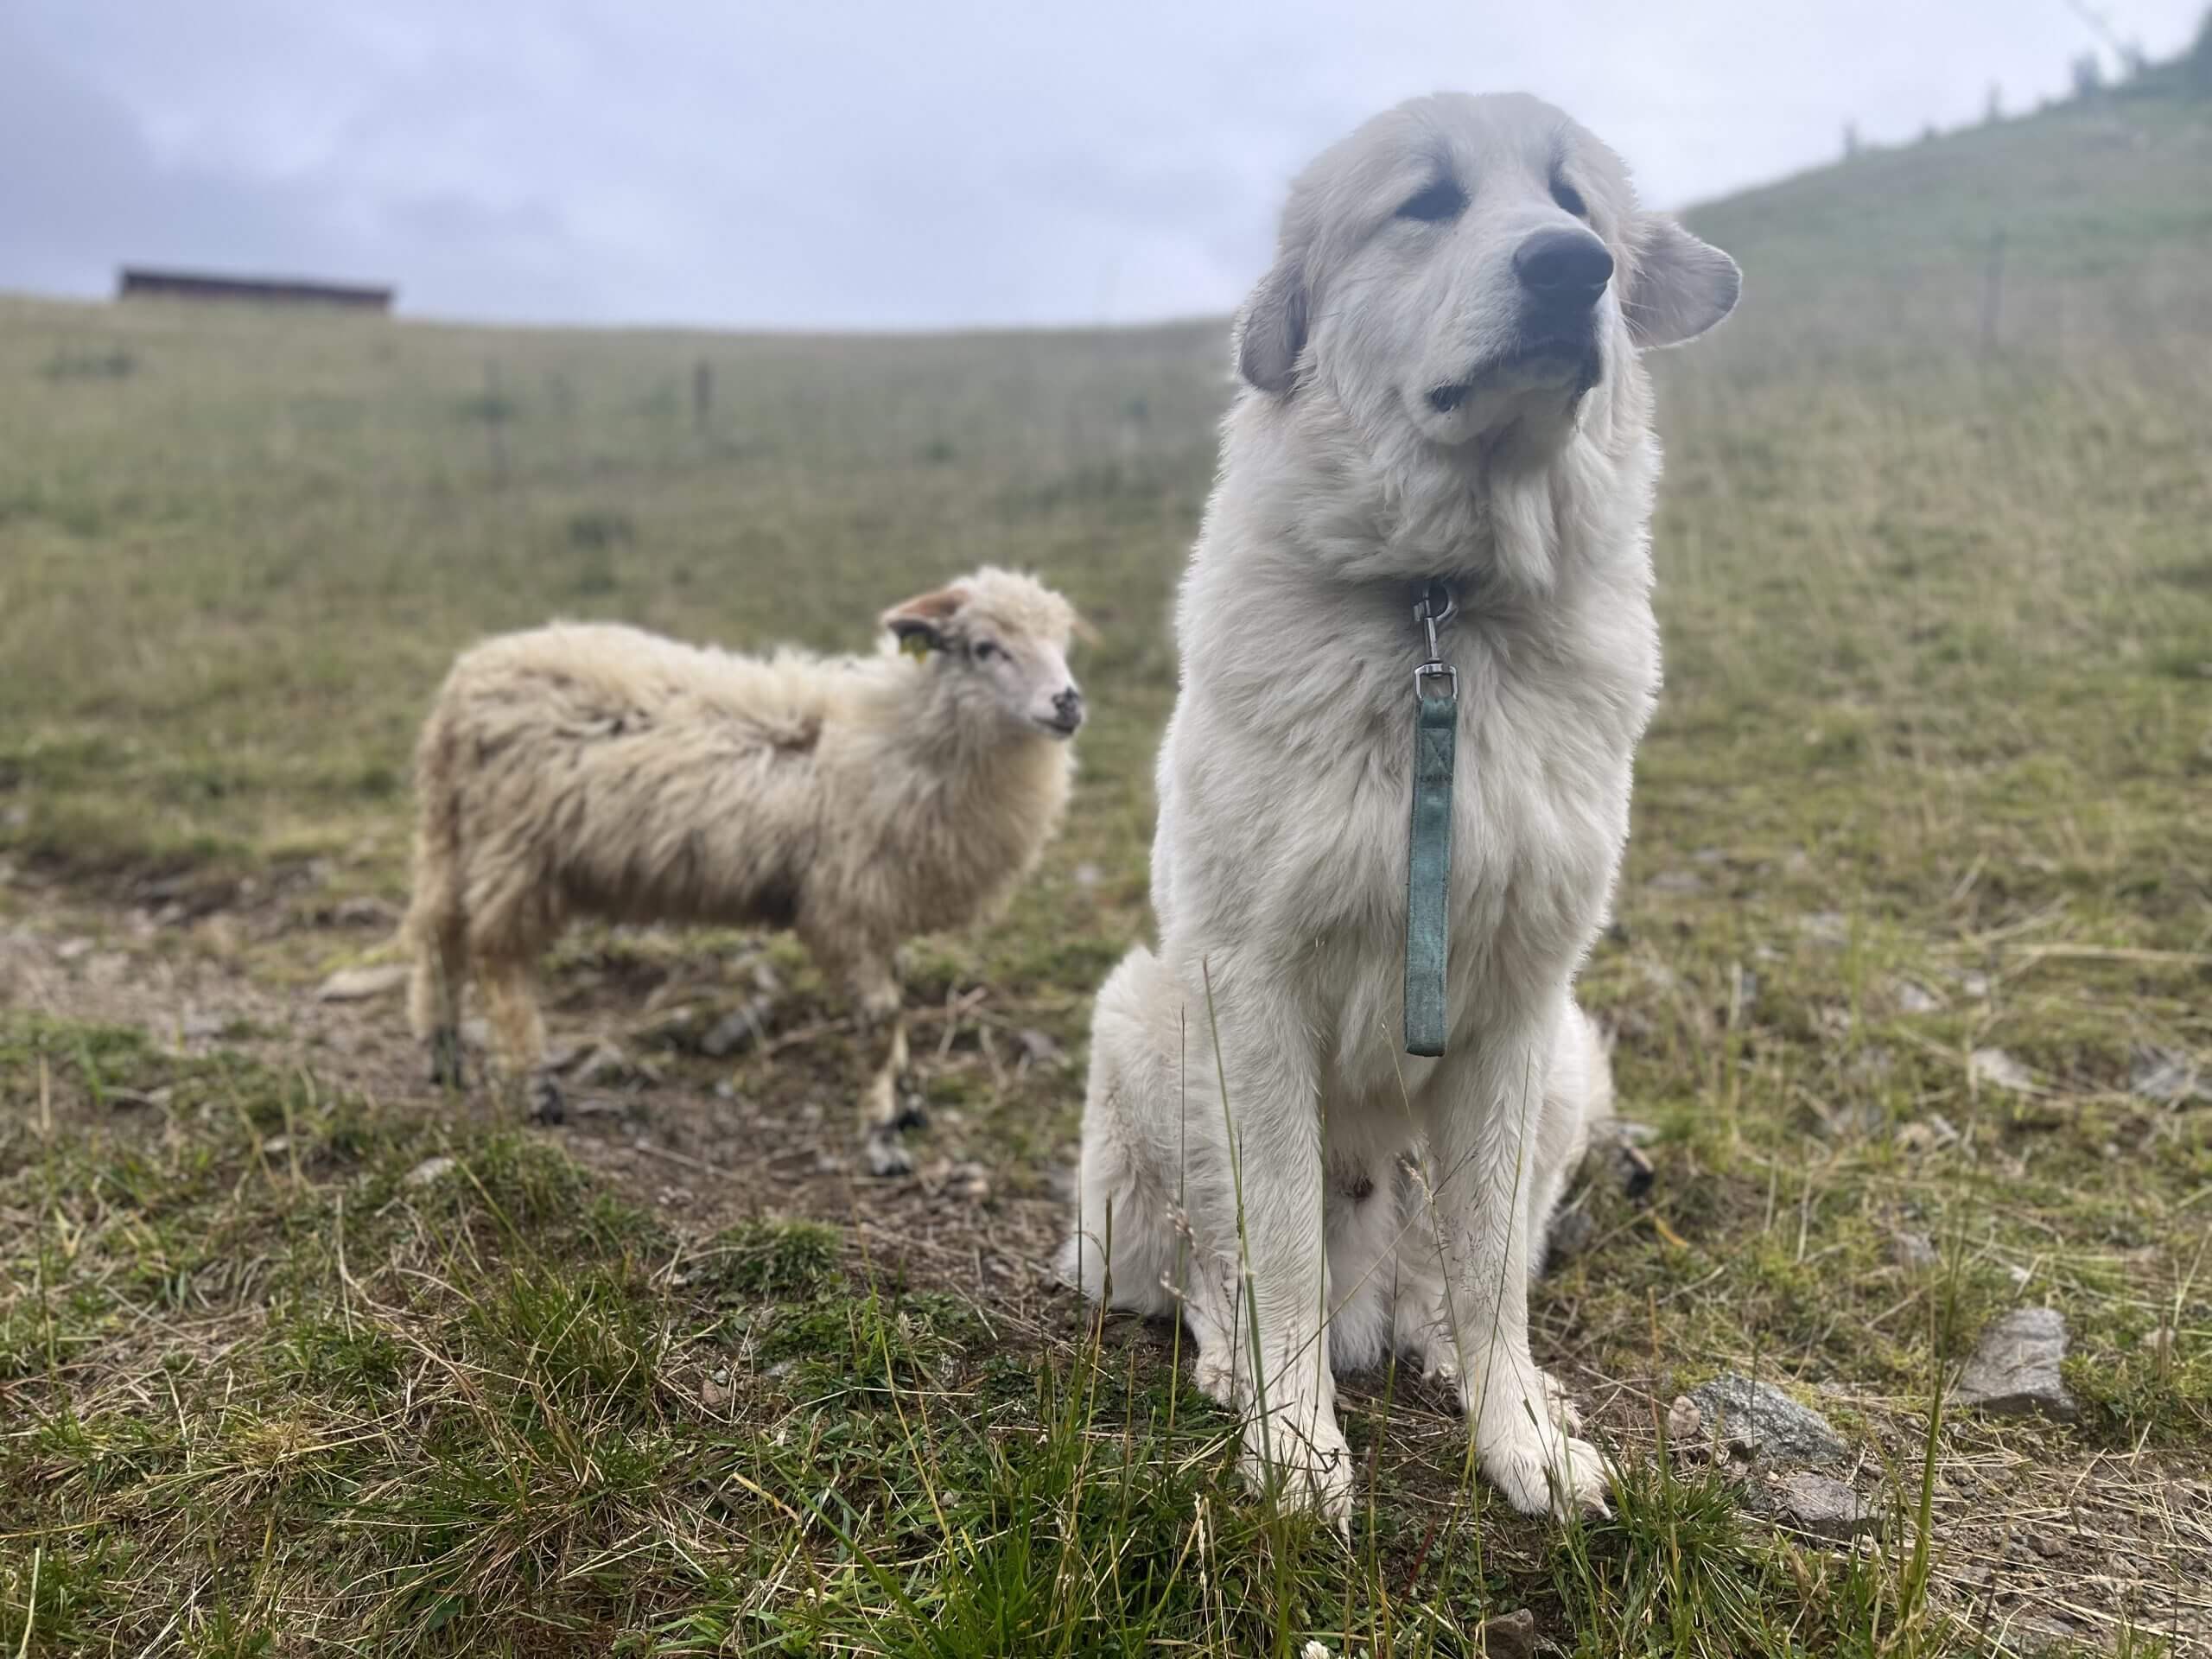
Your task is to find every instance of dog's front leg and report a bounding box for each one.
[1192,965,1351,1526]
[1420,1002,1610,1519]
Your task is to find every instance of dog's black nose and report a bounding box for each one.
[1052,686,1084,727]
[1514,228,1614,302]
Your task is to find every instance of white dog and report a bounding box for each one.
[1060,92,1738,1523]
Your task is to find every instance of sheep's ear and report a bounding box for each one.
[1626,215,1740,348]
[882,585,964,652]
[1236,250,1308,394]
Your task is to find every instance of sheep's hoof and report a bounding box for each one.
[1616,1141,1655,1201]
[892,1089,930,1132]
[428,1027,466,1089]
[528,1075,568,1126]
[863,1127,912,1179]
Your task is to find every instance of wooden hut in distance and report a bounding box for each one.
[118,268,395,313]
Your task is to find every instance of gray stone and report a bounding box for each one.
[700,997,773,1058]
[404,1155,458,1187]
[1970,1047,2039,1096]
[1891,978,1942,1015]
[1892,1231,1939,1271]
[1771,1471,1873,1543]
[574,1041,636,1088]
[1665,1395,1701,1443]
[1953,1306,2076,1420]
[315,963,409,1002]
[1798,911,1849,948]
[1471,1608,1536,1659]
[1646,868,1707,894]
[1015,1027,1063,1065]
[1688,1373,1848,1465]
[2131,1044,2207,1104]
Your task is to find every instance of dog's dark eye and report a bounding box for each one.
[973,639,1002,662]
[1551,180,1588,219]
[1395,180,1466,223]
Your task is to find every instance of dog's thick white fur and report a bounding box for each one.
[1059,92,1738,1524]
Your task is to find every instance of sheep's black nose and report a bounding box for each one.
[1514,227,1614,302]
[1053,686,1084,727]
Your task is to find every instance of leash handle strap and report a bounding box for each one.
[1404,680,1457,1057]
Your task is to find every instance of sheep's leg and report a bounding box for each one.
[479,954,564,1125]
[410,918,469,1088]
[849,957,913,1177]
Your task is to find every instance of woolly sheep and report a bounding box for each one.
[401,568,1084,1174]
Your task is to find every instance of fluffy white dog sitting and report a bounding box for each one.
[1060,92,1738,1524]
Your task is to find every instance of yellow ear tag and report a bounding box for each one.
[900,633,935,661]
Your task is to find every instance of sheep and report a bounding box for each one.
[400,567,1084,1175]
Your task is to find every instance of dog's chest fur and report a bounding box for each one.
[1156,409,1660,1087]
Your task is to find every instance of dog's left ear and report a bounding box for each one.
[1236,250,1308,395]
[1626,215,1741,348]
[882,583,966,652]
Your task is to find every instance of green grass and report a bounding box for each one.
[3,72,2210,1657]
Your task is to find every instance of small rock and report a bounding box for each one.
[2130,1044,2206,1105]
[1646,868,1706,894]
[1471,1608,1536,1659]
[1957,969,1993,1000]
[1771,1471,1873,1543]
[1891,978,1942,1015]
[1691,846,1728,866]
[1895,1114,1960,1154]
[1015,1027,1063,1066]
[700,1376,729,1409]
[1072,861,1103,890]
[262,1135,290,1154]
[574,1042,636,1088]
[55,936,95,963]
[331,896,393,928]
[1952,1306,2076,1420]
[1688,1374,1847,1465]
[1970,1047,2038,1096]
[461,1018,490,1050]
[180,1011,228,1042]
[1665,1395,1702,1443]
[700,998,773,1058]
[405,1155,458,1187]
[1798,911,1849,948]
[1730,965,1759,1010]
[315,963,410,1002]
[923,1159,991,1203]
[1892,1231,1939,1271]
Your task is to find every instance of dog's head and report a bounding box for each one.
[1236,92,1739,447]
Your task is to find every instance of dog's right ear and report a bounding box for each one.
[1236,251,1308,395]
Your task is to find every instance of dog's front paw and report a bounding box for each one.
[1480,1417,1611,1520]
[1239,1418,1356,1531]
[1192,1345,1237,1410]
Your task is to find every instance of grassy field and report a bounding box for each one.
[3,73,2210,1658]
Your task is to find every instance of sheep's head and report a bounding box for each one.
[881,569,1084,741]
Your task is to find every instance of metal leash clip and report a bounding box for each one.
[1413,580,1457,697]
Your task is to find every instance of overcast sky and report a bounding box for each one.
[3,1,2202,329]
